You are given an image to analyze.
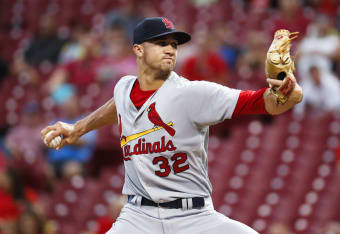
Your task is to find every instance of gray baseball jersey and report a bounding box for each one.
[113,71,240,202]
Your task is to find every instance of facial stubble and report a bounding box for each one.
[143,48,175,81]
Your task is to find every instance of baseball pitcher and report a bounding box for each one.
[41,17,302,234]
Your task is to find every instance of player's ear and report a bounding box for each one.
[133,44,143,58]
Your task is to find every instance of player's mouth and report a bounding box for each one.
[163,57,174,62]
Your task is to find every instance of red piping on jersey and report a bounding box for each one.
[232,88,269,118]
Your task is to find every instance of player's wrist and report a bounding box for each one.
[73,120,86,139]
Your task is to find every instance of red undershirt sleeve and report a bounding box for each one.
[232,88,269,118]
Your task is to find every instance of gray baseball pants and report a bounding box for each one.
[106,196,259,234]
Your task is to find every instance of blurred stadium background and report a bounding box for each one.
[0,0,340,233]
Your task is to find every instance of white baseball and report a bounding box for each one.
[44,131,62,148]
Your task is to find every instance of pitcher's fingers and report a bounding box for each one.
[41,125,57,138]
[47,124,68,142]
[43,123,65,143]
[54,123,72,137]
[46,130,63,144]
[267,78,283,87]
[56,138,68,150]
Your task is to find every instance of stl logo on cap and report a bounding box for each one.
[162,17,175,29]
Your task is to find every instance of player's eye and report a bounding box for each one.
[155,41,177,49]
[157,41,167,47]
[171,42,178,49]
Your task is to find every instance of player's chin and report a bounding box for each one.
[160,62,175,72]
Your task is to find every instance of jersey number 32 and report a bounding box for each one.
[152,153,189,177]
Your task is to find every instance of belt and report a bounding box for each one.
[128,195,205,209]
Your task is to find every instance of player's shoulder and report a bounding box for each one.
[113,75,136,101]
[170,72,211,89]
[114,75,136,91]
[116,75,137,86]
[169,72,190,87]
[171,72,226,91]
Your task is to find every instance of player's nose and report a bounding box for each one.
[164,44,176,55]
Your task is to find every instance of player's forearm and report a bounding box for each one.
[264,84,303,115]
[74,98,118,137]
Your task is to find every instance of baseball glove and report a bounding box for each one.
[265,29,299,104]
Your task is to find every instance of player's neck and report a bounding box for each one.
[138,75,165,91]
[137,68,170,91]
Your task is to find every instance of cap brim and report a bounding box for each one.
[142,31,191,45]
